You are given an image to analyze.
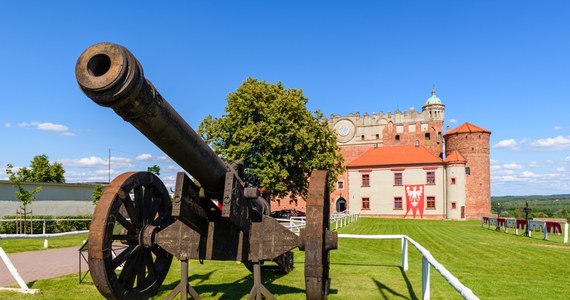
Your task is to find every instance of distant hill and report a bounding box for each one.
[492,194,570,202]
[490,194,570,219]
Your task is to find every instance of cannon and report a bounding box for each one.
[75,42,338,300]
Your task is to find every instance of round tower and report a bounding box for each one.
[421,88,445,158]
[445,150,467,220]
[444,123,491,219]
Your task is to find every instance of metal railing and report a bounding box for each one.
[338,234,479,300]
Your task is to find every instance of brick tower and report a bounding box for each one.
[444,123,491,219]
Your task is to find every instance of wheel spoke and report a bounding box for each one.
[119,249,141,289]
[143,186,155,223]
[144,250,155,278]
[134,186,145,224]
[116,213,138,233]
[123,194,143,228]
[112,234,137,241]
[136,251,147,288]
[111,244,140,270]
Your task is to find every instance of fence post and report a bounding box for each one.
[401,237,408,271]
[564,223,568,243]
[43,219,48,248]
[422,255,431,300]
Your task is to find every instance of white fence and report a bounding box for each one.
[275,211,359,234]
[338,234,479,300]
[278,213,474,299]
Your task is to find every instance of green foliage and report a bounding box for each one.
[492,194,570,220]
[0,215,91,234]
[91,184,105,204]
[6,163,42,207]
[7,154,66,183]
[147,164,161,175]
[198,77,344,199]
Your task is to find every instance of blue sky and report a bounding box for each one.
[1,1,569,196]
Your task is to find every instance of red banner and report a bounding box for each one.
[404,185,424,218]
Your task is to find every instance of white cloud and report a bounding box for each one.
[503,163,523,170]
[555,167,566,172]
[553,126,562,130]
[136,153,153,161]
[9,121,74,136]
[36,122,68,132]
[530,135,570,150]
[564,156,570,162]
[448,118,458,124]
[493,139,519,150]
[61,156,108,167]
[528,161,540,168]
[521,171,536,178]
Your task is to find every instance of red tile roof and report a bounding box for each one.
[444,122,491,136]
[445,150,466,164]
[347,145,442,168]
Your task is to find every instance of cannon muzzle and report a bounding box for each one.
[75,42,227,197]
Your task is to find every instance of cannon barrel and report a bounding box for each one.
[75,42,227,197]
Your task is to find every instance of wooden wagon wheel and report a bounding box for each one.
[88,172,173,300]
[302,170,338,300]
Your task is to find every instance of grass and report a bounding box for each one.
[1,218,569,299]
[0,234,88,254]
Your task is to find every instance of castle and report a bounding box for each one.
[271,89,491,220]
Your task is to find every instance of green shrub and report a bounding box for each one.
[0,215,91,234]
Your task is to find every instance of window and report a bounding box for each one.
[362,197,370,210]
[426,172,435,185]
[395,134,400,141]
[425,133,431,141]
[451,202,457,210]
[361,135,365,140]
[451,177,456,185]
[465,167,471,175]
[362,174,370,187]
[376,134,380,139]
[394,172,403,186]
[337,181,344,190]
[426,196,435,209]
[394,197,403,210]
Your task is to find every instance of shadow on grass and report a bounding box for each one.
[158,267,305,299]
[371,267,418,300]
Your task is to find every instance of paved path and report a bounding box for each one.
[0,246,88,287]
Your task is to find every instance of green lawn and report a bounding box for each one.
[1,218,569,299]
[0,234,88,253]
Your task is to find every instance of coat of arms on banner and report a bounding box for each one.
[404,185,424,218]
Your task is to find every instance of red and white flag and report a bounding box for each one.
[404,185,424,218]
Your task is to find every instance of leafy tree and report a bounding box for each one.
[6,164,43,234]
[198,77,344,200]
[6,165,42,207]
[91,184,105,204]
[9,154,65,183]
[147,165,161,175]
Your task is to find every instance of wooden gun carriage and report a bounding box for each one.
[75,43,337,300]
